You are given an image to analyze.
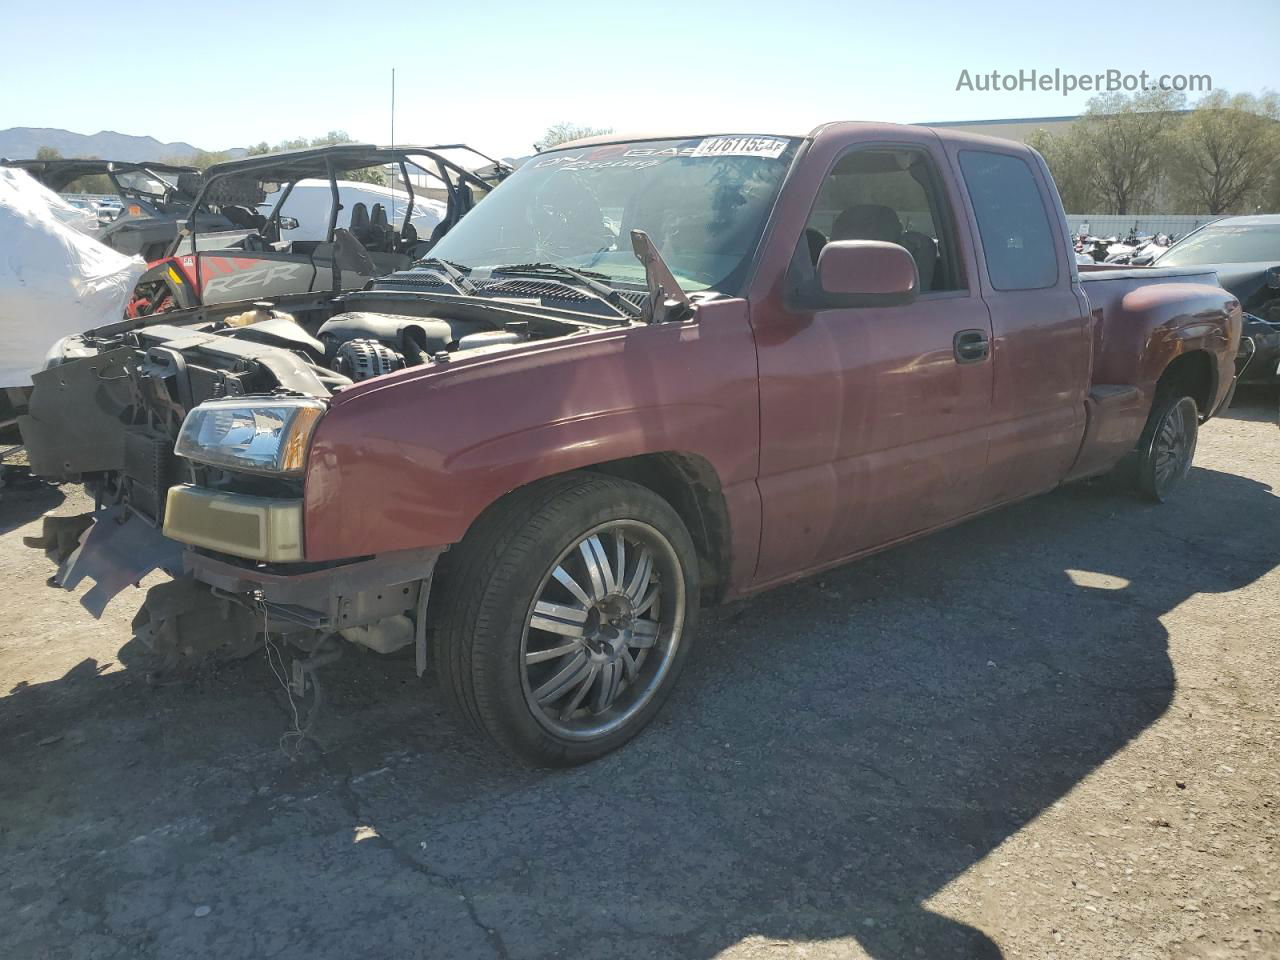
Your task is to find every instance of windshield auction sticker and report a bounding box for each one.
[689,136,789,159]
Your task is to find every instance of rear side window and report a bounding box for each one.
[959,150,1058,291]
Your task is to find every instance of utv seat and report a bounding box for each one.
[175,172,203,201]
[369,203,394,252]
[349,203,379,248]
[333,228,377,278]
[399,222,418,252]
[222,204,267,232]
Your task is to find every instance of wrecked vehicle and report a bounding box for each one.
[21,123,1241,766]
[0,166,144,469]
[127,144,509,318]
[0,158,203,261]
[1150,214,1280,384]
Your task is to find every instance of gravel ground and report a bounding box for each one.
[1,391,1277,960]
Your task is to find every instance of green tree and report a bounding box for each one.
[244,131,385,184]
[160,149,231,171]
[184,149,233,170]
[71,172,113,194]
[1027,127,1099,213]
[1075,89,1185,214]
[1166,90,1280,215]
[535,122,613,152]
[1264,171,1280,215]
[36,148,113,195]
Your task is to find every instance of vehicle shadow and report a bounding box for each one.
[1,465,1276,959]
[1223,384,1278,423]
[0,481,64,535]
[331,465,1278,959]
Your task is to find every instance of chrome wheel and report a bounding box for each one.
[520,519,685,740]
[1152,397,1197,497]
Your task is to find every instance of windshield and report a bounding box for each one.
[429,136,800,292]
[115,168,176,198]
[1156,222,1280,266]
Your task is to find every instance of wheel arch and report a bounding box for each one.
[1156,349,1217,418]
[435,452,733,608]
[585,452,732,605]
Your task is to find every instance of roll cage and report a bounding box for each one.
[174,143,511,261]
[1,158,198,209]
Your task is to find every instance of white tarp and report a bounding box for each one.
[0,168,144,387]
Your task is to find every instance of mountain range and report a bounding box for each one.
[0,127,245,162]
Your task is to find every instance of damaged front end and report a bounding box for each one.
[19,272,634,680]
[16,303,451,676]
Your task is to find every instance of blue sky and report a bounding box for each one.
[4,0,1276,158]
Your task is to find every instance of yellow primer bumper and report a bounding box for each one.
[163,485,303,562]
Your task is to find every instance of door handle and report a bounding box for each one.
[953,329,990,364]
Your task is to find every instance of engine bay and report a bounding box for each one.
[16,286,612,528]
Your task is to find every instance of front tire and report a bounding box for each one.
[433,473,700,766]
[1136,392,1199,502]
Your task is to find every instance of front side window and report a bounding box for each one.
[958,150,1058,291]
[430,136,800,293]
[802,146,964,293]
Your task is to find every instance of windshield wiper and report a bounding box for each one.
[489,262,645,320]
[490,261,614,280]
[413,257,477,295]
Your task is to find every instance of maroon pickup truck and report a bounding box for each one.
[21,123,1240,765]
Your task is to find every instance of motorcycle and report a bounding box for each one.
[1129,233,1175,266]
[1103,223,1148,263]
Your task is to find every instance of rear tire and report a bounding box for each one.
[1135,391,1199,502]
[433,473,700,767]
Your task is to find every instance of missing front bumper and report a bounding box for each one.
[31,493,444,673]
[186,545,443,673]
[186,546,442,629]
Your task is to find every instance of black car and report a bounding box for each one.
[1154,215,1280,384]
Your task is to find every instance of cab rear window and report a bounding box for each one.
[959,150,1058,291]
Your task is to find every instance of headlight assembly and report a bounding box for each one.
[175,397,326,476]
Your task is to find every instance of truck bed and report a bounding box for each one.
[1079,264,1231,387]
[1065,264,1239,482]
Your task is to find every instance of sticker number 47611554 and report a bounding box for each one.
[689,136,790,159]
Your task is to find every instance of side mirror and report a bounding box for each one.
[277,216,300,231]
[814,239,917,307]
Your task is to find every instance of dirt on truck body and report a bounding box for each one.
[20,122,1241,766]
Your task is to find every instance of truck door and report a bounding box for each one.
[750,139,994,585]
[945,146,1091,505]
